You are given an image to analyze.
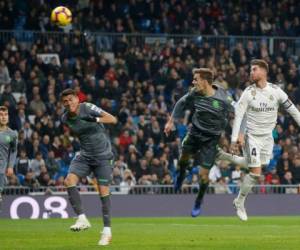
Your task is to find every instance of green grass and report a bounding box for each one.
[1,217,300,250]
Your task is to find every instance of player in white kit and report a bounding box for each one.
[230,59,300,221]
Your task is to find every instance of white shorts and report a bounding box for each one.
[243,133,274,168]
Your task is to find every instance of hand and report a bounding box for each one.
[230,142,239,155]
[164,114,174,136]
[6,167,14,177]
[164,120,174,137]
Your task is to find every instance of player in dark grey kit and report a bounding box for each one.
[164,68,234,217]
[61,89,117,246]
[0,106,18,211]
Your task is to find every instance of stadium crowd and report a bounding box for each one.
[0,2,300,194]
[0,0,300,36]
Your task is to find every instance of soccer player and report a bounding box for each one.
[61,89,117,245]
[0,106,18,211]
[231,59,300,221]
[164,68,235,217]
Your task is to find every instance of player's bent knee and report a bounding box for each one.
[64,175,78,187]
[99,185,110,197]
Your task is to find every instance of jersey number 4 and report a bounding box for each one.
[251,148,257,156]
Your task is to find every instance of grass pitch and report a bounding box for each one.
[1,216,300,250]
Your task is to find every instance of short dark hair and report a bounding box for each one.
[251,59,269,73]
[193,68,214,84]
[0,106,8,112]
[60,88,76,100]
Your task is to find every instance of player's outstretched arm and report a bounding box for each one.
[282,100,300,126]
[279,88,300,126]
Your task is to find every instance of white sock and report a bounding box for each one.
[232,155,247,168]
[102,227,111,235]
[217,151,247,168]
[78,214,87,220]
[237,173,259,203]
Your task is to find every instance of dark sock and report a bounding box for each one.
[67,186,83,215]
[101,195,111,227]
[195,179,209,206]
[177,158,189,183]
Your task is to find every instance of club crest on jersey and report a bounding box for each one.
[5,135,11,143]
[212,100,220,109]
[269,95,274,101]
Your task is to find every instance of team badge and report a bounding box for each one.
[212,100,220,109]
[5,135,11,143]
[269,95,274,101]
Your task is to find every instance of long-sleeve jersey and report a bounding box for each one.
[0,128,18,174]
[61,102,113,161]
[231,82,300,142]
[171,85,235,136]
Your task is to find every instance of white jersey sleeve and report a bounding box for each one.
[278,88,300,126]
[231,88,250,142]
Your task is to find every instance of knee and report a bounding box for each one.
[64,176,76,187]
[200,174,209,183]
[99,185,110,197]
[199,171,209,183]
[63,177,70,187]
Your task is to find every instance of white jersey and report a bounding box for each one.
[231,82,300,142]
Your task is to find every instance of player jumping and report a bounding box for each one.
[231,59,300,221]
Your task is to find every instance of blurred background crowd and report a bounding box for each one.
[1,0,300,36]
[1,0,300,193]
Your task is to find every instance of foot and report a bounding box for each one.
[70,215,91,231]
[191,202,202,217]
[233,198,248,221]
[98,232,112,246]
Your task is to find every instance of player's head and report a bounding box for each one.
[60,88,79,113]
[192,68,214,94]
[250,59,269,82]
[0,106,9,126]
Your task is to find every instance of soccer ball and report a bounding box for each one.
[51,6,72,26]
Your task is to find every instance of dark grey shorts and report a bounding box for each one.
[0,174,6,192]
[69,155,113,186]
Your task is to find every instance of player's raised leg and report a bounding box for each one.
[64,172,91,231]
[216,146,247,168]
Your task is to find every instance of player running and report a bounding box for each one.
[231,59,300,221]
[61,88,117,245]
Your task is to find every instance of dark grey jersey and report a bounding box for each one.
[172,85,234,136]
[0,128,18,173]
[61,103,113,161]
